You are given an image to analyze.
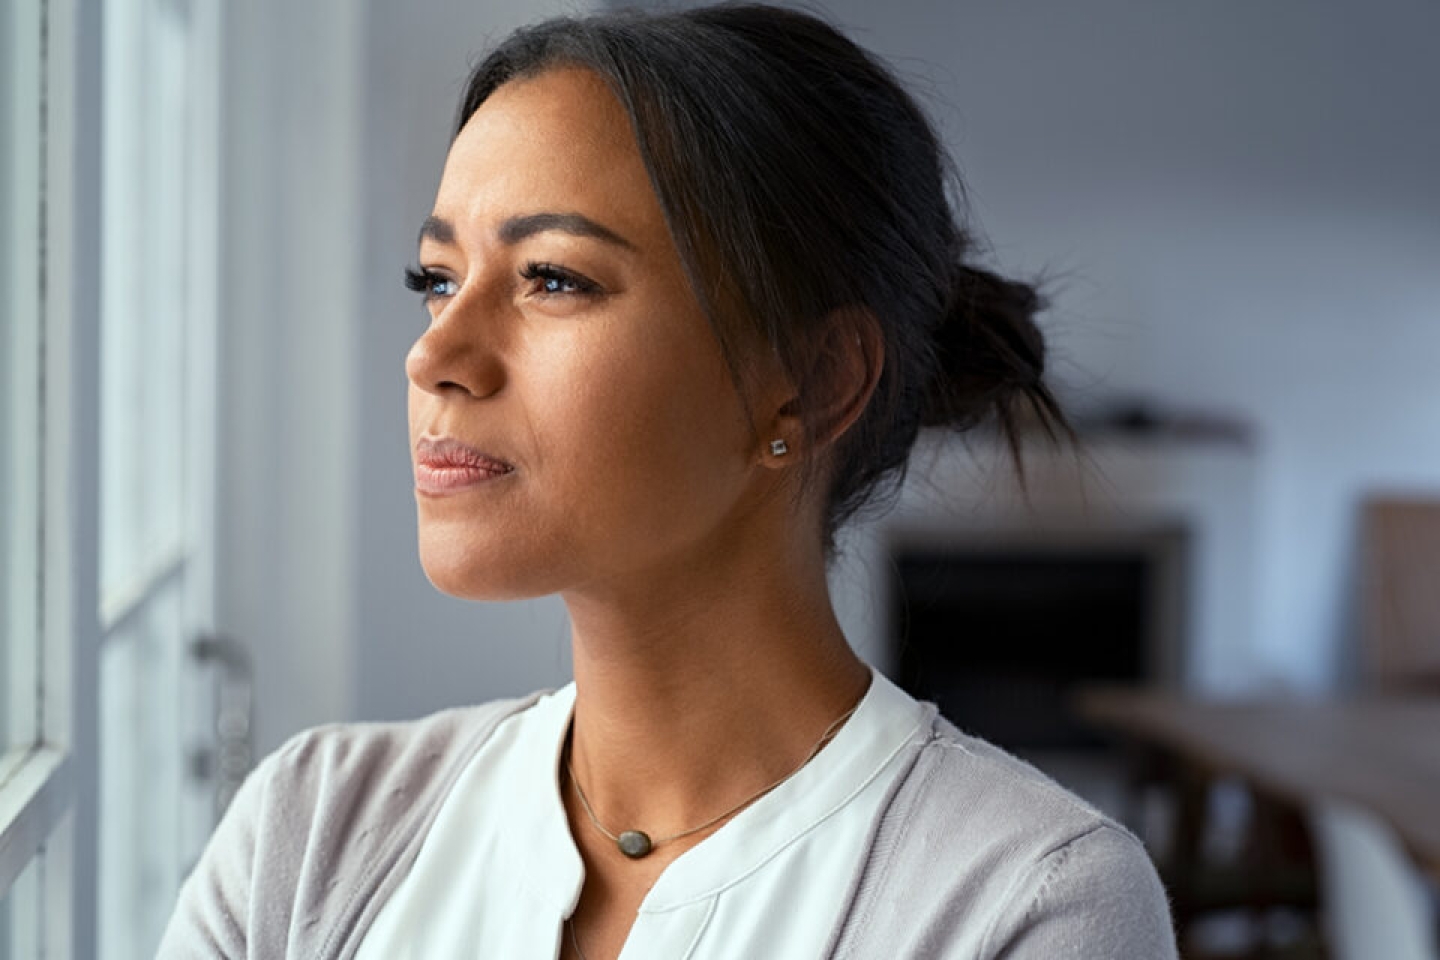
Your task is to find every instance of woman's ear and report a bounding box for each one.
[759,307,884,467]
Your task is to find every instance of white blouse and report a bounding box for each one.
[354,668,928,960]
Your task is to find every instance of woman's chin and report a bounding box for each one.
[416,534,551,602]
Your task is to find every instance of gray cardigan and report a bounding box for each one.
[157,694,1177,958]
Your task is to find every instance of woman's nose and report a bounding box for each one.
[405,299,506,400]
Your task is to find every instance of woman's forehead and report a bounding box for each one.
[432,67,662,248]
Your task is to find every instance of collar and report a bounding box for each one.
[505,668,929,917]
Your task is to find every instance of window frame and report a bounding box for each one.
[0,0,103,954]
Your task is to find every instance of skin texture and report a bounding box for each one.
[407,67,874,959]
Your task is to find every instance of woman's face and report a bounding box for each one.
[406,67,781,600]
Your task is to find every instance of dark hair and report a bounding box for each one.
[455,3,1068,549]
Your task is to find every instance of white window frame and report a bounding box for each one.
[0,0,103,954]
[95,1,226,952]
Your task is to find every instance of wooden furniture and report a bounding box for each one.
[1079,689,1440,958]
[1080,690,1440,880]
[1362,498,1440,690]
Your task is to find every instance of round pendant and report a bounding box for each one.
[617,830,653,858]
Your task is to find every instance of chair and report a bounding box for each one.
[1308,800,1437,960]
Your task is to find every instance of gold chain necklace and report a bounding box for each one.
[564,699,860,860]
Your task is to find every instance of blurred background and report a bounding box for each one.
[2,0,1438,957]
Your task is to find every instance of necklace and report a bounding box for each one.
[564,699,861,860]
[568,917,589,960]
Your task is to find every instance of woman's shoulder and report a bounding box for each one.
[833,712,1177,958]
[912,714,1123,846]
[245,692,552,864]
[249,694,548,826]
[157,692,549,959]
[267,693,547,787]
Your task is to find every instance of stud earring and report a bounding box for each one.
[770,439,789,457]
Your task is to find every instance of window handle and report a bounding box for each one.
[188,633,254,821]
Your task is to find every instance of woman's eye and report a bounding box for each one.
[519,262,602,297]
[403,266,458,302]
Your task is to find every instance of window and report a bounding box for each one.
[97,0,223,955]
[0,0,90,955]
[5,0,235,952]
[2,0,43,775]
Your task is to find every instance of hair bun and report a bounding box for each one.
[921,264,1051,430]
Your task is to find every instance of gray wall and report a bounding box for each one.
[220,0,364,752]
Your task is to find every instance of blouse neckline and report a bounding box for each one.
[507,667,928,919]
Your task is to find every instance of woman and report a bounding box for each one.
[160,5,1176,958]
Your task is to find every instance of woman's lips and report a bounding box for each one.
[413,436,514,496]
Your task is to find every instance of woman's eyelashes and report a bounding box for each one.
[518,261,603,298]
[402,261,604,305]
[404,265,458,303]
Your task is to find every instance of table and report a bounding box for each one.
[1077,689,1440,882]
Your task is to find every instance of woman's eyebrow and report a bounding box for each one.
[418,212,637,252]
[418,215,455,247]
[498,212,637,251]
[420,211,639,253]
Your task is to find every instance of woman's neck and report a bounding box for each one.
[560,543,871,840]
